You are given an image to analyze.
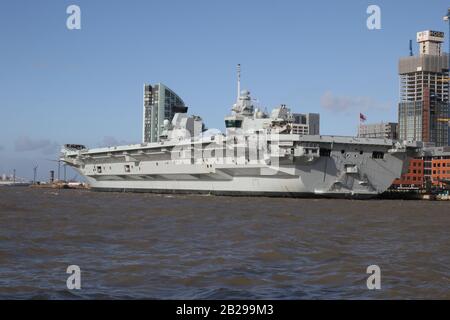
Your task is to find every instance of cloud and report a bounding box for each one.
[320,91,391,114]
[97,136,137,147]
[14,136,59,155]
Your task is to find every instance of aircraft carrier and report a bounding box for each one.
[61,74,421,198]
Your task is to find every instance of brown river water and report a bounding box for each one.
[0,187,449,299]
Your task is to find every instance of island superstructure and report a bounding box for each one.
[61,69,421,198]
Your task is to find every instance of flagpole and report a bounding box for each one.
[358,113,361,137]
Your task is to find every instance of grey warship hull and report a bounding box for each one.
[61,134,419,199]
[61,77,419,199]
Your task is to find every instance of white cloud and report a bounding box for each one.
[320,91,391,114]
[14,136,59,155]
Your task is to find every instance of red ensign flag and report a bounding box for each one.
[360,113,367,122]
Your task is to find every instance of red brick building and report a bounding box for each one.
[392,159,424,188]
[391,147,450,189]
[431,156,450,187]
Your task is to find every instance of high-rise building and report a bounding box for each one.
[358,122,398,139]
[142,83,188,143]
[291,113,320,135]
[398,30,449,146]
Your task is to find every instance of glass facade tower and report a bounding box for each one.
[142,83,187,143]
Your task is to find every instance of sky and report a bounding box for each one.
[0,0,449,180]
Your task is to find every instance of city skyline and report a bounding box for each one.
[1,0,449,180]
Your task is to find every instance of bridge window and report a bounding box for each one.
[124,165,131,172]
[96,166,102,173]
[225,120,242,128]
